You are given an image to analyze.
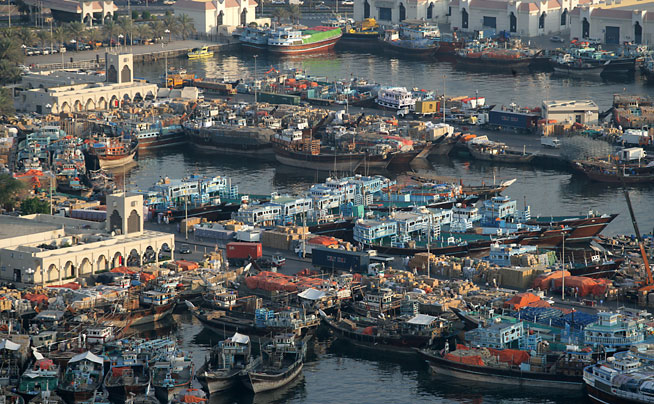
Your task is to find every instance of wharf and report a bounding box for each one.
[25,39,237,70]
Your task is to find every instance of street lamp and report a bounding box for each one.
[165,29,171,44]
[118,34,124,49]
[253,54,258,105]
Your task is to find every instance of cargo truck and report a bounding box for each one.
[397,100,440,118]
[311,246,371,273]
[258,92,301,106]
[226,242,262,265]
[540,136,561,148]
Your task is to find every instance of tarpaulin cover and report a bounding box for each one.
[23,293,48,303]
[176,260,199,271]
[140,272,155,282]
[112,367,129,376]
[111,266,135,275]
[504,293,543,310]
[487,348,530,366]
[552,276,605,297]
[444,353,484,366]
[36,359,54,370]
[532,271,571,290]
[47,282,80,290]
[362,326,375,336]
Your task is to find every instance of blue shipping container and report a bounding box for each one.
[488,110,539,129]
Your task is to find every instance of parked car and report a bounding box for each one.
[341,0,354,5]
[178,244,191,254]
[549,36,564,43]
[587,37,602,45]
[316,3,329,9]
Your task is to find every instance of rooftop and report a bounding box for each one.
[542,100,599,110]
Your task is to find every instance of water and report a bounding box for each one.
[166,312,589,404]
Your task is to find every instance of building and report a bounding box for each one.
[21,70,106,90]
[0,193,174,286]
[173,0,258,36]
[22,0,117,25]
[569,6,654,44]
[353,0,449,25]
[449,0,581,37]
[542,99,599,125]
[15,53,158,114]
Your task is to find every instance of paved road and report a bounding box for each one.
[24,39,227,66]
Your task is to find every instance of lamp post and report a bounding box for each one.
[253,54,258,105]
[163,30,170,87]
[118,34,124,50]
[561,230,567,300]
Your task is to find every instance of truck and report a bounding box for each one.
[540,136,561,149]
[226,242,262,265]
[488,109,539,130]
[311,246,371,273]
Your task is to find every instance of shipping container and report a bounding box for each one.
[488,110,539,129]
[258,92,301,106]
[226,242,263,260]
[414,100,439,115]
[311,246,371,273]
[70,209,106,222]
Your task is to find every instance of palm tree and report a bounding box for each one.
[286,4,301,24]
[272,8,288,24]
[163,13,178,39]
[136,23,151,43]
[86,27,103,48]
[53,25,66,48]
[102,20,119,47]
[176,14,195,40]
[148,20,166,42]
[118,17,134,46]
[0,35,23,85]
[36,29,50,50]
[17,26,35,47]
[66,22,86,50]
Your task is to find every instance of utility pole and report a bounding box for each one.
[185,192,188,240]
[561,231,566,300]
[442,74,446,123]
[49,174,53,215]
[253,54,258,105]
[7,0,10,27]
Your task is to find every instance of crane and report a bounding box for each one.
[622,185,653,292]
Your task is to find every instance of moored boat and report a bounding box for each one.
[267,26,341,55]
[17,358,60,402]
[187,46,213,59]
[85,136,138,170]
[56,352,104,404]
[241,334,307,393]
[196,332,253,394]
[151,351,194,404]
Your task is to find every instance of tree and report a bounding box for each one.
[0,174,24,209]
[0,88,15,116]
[163,13,178,38]
[66,22,86,50]
[272,8,288,23]
[53,26,66,47]
[0,35,23,84]
[287,4,301,24]
[17,26,35,47]
[118,17,134,45]
[142,11,151,21]
[21,197,50,215]
[149,20,166,42]
[36,29,50,50]
[86,27,103,47]
[103,20,119,47]
[136,23,151,42]
[177,14,196,39]
[132,10,139,20]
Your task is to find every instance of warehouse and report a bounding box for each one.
[542,100,599,125]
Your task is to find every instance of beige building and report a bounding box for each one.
[0,193,175,286]
[449,0,585,37]
[22,0,117,25]
[569,6,654,44]
[173,0,258,36]
[354,0,449,24]
[15,53,158,115]
[542,99,599,124]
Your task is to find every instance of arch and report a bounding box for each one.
[79,258,92,275]
[509,12,516,33]
[63,261,75,279]
[46,264,59,283]
[399,3,406,22]
[109,95,119,109]
[109,209,122,233]
[427,2,433,19]
[582,17,589,39]
[145,91,155,100]
[83,13,92,26]
[127,209,141,233]
[38,84,44,89]
[104,13,112,22]
[241,8,247,26]
[461,8,468,29]
[120,64,131,83]
[85,98,96,110]
[74,100,83,112]
[97,97,107,109]
[127,248,141,266]
[364,0,370,18]
[217,10,224,26]
[560,8,567,26]
[60,102,71,113]
[159,243,172,260]
[97,255,108,272]
[107,64,118,83]
[635,21,642,44]
[143,246,156,264]
[112,251,123,268]
[133,92,143,102]
[539,12,546,29]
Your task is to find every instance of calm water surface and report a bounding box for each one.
[125,49,654,235]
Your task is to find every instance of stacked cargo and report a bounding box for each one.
[244,271,335,293]
[194,222,235,240]
[261,226,310,251]
[180,217,202,234]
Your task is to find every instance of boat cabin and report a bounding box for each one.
[140,290,175,307]
[85,326,114,345]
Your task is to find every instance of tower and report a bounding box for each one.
[106,192,143,235]
[105,52,133,84]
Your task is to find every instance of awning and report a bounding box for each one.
[230,333,250,345]
[69,351,103,365]
[0,339,20,351]
[298,288,326,301]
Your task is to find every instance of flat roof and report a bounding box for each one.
[542,100,599,110]
[0,216,61,240]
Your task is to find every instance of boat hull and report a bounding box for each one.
[56,388,99,404]
[196,366,239,395]
[383,40,437,57]
[185,126,274,157]
[242,361,303,393]
[585,382,643,404]
[137,131,187,150]
[468,147,535,163]
[98,151,136,169]
[104,382,149,403]
[273,146,364,171]
[268,35,341,55]
[419,350,583,389]
[552,64,604,77]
